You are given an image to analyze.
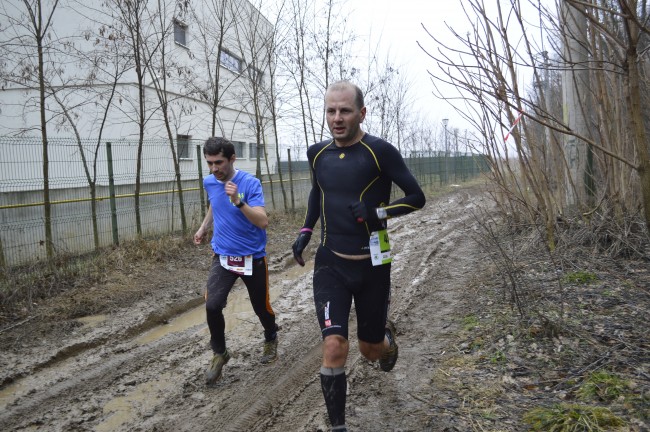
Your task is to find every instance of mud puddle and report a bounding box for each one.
[94,372,176,432]
[1,277,289,413]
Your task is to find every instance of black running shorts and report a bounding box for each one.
[312,245,391,344]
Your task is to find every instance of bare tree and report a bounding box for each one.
[261,0,291,210]
[105,0,164,236]
[0,0,62,259]
[231,0,272,181]
[272,0,432,168]
[189,0,238,137]
[280,0,317,151]
[362,55,418,154]
[276,0,358,153]
[44,7,129,250]
[234,0,292,208]
[143,0,192,232]
[422,0,650,247]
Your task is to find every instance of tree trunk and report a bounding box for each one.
[623,10,650,233]
[561,2,592,209]
[37,26,53,260]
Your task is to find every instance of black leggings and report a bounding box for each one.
[313,246,391,343]
[205,255,276,353]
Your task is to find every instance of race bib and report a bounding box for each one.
[219,254,253,275]
[369,230,392,266]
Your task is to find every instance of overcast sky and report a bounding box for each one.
[344,0,552,134]
[343,0,482,130]
[259,0,553,145]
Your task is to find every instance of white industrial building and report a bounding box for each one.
[0,0,280,265]
[0,0,276,183]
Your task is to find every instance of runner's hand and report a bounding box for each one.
[193,227,206,245]
[292,231,312,266]
[225,181,239,203]
[349,201,379,224]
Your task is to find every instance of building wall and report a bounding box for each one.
[0,0,277,180]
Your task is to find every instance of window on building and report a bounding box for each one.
[177,134,191,159]
[220,49,242,73]
[232,140,246,159]
[174,20,188,47]
[249,142,264,160]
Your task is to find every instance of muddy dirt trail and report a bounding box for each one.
[0,186,491,431]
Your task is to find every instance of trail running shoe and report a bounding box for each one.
[379,320,398,372]
[260,338,278,364]
[205,350,230,385]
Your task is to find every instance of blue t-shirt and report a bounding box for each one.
[203,170,266,258]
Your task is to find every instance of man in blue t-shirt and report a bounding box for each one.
[193,137,278,386]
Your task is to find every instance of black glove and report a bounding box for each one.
[349,201,383,224]
[292,230,312,266]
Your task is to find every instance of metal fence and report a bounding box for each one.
[0,137,489,268]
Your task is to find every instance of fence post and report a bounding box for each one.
[196,144,205,218]
[106,142,119,246]
[0,232,6,271]
[287,149,295,213]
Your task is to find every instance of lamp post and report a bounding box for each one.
[442,118,449,184]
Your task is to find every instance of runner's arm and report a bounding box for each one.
[194,205,213,244]
[237,203,268,230]
[300,146,322,229]
[382,146,426,218]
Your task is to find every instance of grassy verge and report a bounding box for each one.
[430,215,650,431]
[0,235,193,322]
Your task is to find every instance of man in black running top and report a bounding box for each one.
[292,80,425,431]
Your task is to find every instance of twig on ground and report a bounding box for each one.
[0,316,35,334]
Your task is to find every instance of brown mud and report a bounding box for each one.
[1,185,647,431]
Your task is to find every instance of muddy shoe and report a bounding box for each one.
[260,338,278,364]
[205,350,230,385]
[379,320,398,372]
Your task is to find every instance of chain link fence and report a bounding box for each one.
[0,137,489,268]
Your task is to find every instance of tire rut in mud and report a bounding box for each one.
[217,341,323,432]
[0,329,205,430]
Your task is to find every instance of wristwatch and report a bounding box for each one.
[235,201,245,208]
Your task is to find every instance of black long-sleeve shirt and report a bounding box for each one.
[302,133,426,255]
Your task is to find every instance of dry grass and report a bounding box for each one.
[0,207,305,325]
[431,208,650,430]
[0,234,193,322]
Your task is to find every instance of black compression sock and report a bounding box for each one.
[320,367,347,428]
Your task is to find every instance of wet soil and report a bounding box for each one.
[1,184,648,431]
